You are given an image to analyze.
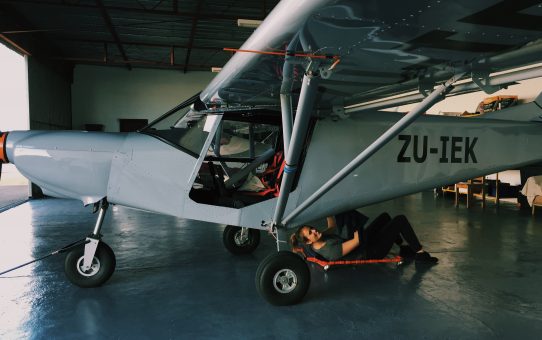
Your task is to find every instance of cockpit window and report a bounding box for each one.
[211,121,279,159]
[140,94,213,157]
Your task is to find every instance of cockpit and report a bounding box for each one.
[192,110,284,208]
[139,94,298,209]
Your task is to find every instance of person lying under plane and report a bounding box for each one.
[291,211,438,263]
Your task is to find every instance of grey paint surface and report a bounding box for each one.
[107,132,198,217]
[289,109,542,225]
[6,130,125,205]
[1,194,542,338]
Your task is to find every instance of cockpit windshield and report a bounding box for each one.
[140,94,213,157]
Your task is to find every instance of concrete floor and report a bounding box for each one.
[0,185,28,211]
[1,192,542,339]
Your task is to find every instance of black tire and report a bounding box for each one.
[255,251,310,306]
[223,225,260,255]
[64,241,116,288]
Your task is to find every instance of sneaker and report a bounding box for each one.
[415,251,438,263]
[399,246,416,258]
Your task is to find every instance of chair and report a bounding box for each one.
[441,184,456,195]
[532,195,542,216]
[484,173,500,207]
[455,177,486,208]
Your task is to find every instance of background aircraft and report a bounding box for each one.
[2,0,542,305]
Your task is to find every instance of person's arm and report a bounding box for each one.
[341,231,360,256]
[323,216,337,232]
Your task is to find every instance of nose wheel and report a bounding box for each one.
[64,198,116,287]
[64,241,116,287]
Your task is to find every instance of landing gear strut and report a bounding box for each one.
[64,199,116,287]
[255,64,319,305]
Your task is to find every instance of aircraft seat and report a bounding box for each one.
[191,150,285,208]
[224,148,275,189]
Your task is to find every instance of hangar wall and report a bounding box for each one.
[71,65,216,132]
[27,58,72,130]
[70,64,542,131]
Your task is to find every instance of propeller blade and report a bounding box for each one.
[0,131,6,181]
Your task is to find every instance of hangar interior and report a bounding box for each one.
[1,0,542,338]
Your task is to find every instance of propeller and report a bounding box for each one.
[0,131,6,181]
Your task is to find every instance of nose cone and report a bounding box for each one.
[5,130,126,205]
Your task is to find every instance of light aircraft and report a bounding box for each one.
[2,0,542,305]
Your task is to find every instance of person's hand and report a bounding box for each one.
[353,230,359,242]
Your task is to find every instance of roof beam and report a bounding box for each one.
[0,33,31,55]
[57,37,224,51]
[183,0,203,73]
[0,0,265,21]
[95,0,131,70]
[53,56,214,70]
[0,3,63,58]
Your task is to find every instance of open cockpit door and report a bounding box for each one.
[189,109,286,209]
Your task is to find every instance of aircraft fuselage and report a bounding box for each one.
[3,102,542,229]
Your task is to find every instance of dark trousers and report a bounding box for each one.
[340,221,364,240]
[363,213,422,259]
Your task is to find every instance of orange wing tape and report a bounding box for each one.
[0,132,8,163]
[224,48,339,61]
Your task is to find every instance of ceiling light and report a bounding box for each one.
[211,67,222,73]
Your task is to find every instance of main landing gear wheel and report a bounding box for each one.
[256,251,310,306]
[223,225,261,255]
[64,242,116,288]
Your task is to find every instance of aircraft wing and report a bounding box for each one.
[200,0,542,109]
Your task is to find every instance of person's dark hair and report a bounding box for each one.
[290,225,310,248]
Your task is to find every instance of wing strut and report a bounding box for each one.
[271,62,320,243]
[279,34,300,158]
[281,71,466,226]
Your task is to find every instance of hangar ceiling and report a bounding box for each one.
[0,0,279,72]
